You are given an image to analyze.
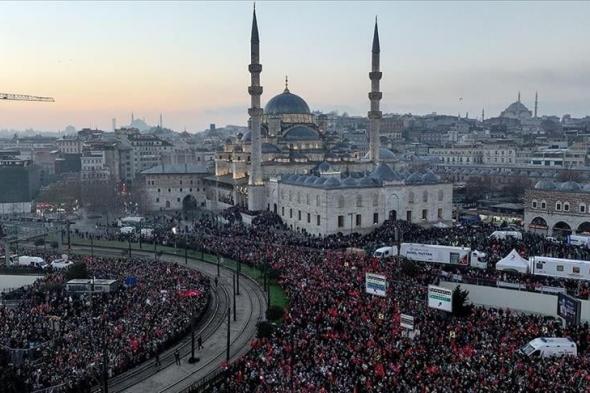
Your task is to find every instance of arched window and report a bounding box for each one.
[288,191,292,202]
[556,201,562,211]
[564,202,570,212]
[297,192,301,203]
[532,199,538,209]
[438,190,444,202]
[408,191,415,204]
[541,200,546,209]
[422,190,428,203]
[580,203,586,213]
[316,195,320,207]
[356,195,363,207]
[338,195,345,208]
[306,194,310,205]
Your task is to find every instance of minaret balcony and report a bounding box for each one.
[248,107,264,116]
[368,110,382,119]
[369,71,382,80]
[248,64,262,73]
[368,92,382,100]
[248,86,263,95]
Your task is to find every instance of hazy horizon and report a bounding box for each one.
[0,1,589,132]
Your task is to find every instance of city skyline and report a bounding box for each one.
[0,1,589,132]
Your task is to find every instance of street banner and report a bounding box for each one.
[365,273,387,297]
[428,285,453,312]
[400,313,414,330]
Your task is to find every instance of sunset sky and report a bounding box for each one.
[0,1,589,132]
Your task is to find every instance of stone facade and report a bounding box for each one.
[267,175,452,236]
[524,185,590,236]
[142,164,209,211]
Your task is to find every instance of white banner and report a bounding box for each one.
[400,313,414,330]
[365,273,387,297]
[428,285,453,312]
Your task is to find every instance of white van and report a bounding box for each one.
[120,226,135,235]
[520,337,577,358]
[373,246,398,259]
[16,256,48,269]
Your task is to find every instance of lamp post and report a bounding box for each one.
[233,271,237,321]
[184,232,188,265]
[91,235,94,258]
[348,213,353,235]
[226,306,231,362]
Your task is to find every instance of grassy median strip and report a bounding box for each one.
[67,238,288,309]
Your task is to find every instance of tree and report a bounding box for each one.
[401,259,420,278]
[65,262,89,280]
[256,321,274,339]
[266,305,285,322]
[452,286,473,317]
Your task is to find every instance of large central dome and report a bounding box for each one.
[264,88,310,115]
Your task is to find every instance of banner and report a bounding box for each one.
[400,313,414,330]
[365,273,387,297]
[557,292,581,326]
[428,285,453,312]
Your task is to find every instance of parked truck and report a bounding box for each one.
[373,243,487,269]
[15,256,48,269]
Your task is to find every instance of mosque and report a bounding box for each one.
[204,7,453,235]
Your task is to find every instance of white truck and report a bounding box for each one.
[400,243,487,269]
[16,256,48,269]
[50,255,73,270]
[529,256,590,281]
[520,337,577,358]
[119,226,135,235]
[489,231,522,240]
[373,246,397,259]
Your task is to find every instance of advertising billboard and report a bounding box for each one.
[557,292,581,326]
[400,313,414,330]
[365,273,387,297]
[428,285,453,312]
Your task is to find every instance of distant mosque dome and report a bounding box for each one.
[265,87,311,115]
[500,93,532,120]
[283,125,320,141]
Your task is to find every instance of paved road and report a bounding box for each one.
[67,245,266,393]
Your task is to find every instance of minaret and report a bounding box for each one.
[534,92,538,118]
[159,113,163,128]
[481,108,485,122]
[368,17,382,165]
[517,91,521,103]
[247,5,265,211]
[131,112,134,123]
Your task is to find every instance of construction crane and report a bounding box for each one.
[0,93,54,102]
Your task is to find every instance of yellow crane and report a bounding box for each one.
[0,93,54,102]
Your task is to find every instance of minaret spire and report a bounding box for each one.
[284,75,289,93]
[481,108,485,122]
[517,91,521,103]
[368,17,382,165]
[534,91,538,118]
[247,4,265,210]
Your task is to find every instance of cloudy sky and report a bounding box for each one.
[0,1,588,132]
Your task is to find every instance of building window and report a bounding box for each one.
[532,200,538,209]
[541,200,546,209]
[180,188,183,192]
[307,213,311,223]
[356,195,363,207]
[156,198,159,203]
[373,213,379,224]
[158,188,161,193]
[407,210,412,222]
[372,194,378,207]
[298,210,302,221]
[290,209,293,218]
[316,195,320,207]
[338,215,344,228]
[282,206,285,216]
[338,196,345,208]
[422,209,427,220]
[168,188,171,193]
[564,202,570,212]
[297,192,301,203]
[580,204,586,213]
[437,208,443,219]
[422,191,428,203]
[177,198,180,202]
[317,215,321,226]
[356,214,361,226]
[408,191,415,204]
[438,190,444,202]
[556,201,562,211]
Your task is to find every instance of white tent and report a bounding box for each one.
[496,249,529,274]
[433,222,449,228]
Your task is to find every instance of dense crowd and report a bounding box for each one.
[0,254,210,392]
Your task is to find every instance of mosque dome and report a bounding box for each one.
[342,177,358,186]
[304,176,318,185]
[324,177,341,187]
[370,163,401,182]
[422,171,440,184]
[559,181,582,192]
[241,130,251,142]
[264,88,310,115]
[283,125,320,141]
[534,180,556,190]
[363,147,396,160]
[261,143,281,154]
[405,173,424,185]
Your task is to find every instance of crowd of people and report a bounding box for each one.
[0,254,210,392]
